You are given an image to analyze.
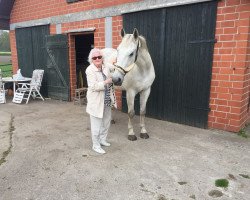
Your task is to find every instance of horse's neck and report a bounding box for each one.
[137,50,153,71]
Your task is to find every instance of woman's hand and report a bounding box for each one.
[104,78,112,85]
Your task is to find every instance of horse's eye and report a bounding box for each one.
[129,52,134,57]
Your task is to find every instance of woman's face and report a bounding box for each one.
[92,51,103,69]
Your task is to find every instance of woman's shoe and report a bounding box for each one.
[92,146,106,154]
[100,141,111,147]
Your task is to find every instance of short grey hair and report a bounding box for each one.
[88,48,103,64]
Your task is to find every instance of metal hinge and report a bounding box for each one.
[188,39,217,44]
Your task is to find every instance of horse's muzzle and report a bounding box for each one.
[112,77,123,86]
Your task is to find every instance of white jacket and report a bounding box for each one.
[85,63,117,118]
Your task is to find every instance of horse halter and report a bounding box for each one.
[114,40,140,75]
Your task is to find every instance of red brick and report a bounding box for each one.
[212,66,220,72]
[214,42,223,48]
[230,119,241,126]
[222,6,237,14]
[239,12,250,19]
[217,74,230,81]
[210,92,218,99]
[215,28,224,35]
[228,100,243,107]
[218,1,226,8]
[217,8,223,15]
[241,0,250,4]
[217,105,231,112]
[228,113,241,120]
[232,81,244,88]
[225,13,239,20]
[236,19,250,27]
[232,94,242,101]
[216,21,222,28]
[218,93,232,100]
[210,86,216,92]
[219,61,232,68]
[208,116,216,123]
[219,81,233,87]
[215,99,228,106]
[211,80,219,86]
[238,26,250,34]
[224,27,238,34]
[222,42,236,48]
[221,21,235,28]
[213,54,221,61]
[229,87,244,95]
[207,121,213,128]
[231,107,242,114]
[236,4,250,12]
[219,48,232,54]
[216,87,229,93]
[233,47,248,54]
[235,54,247,61]
[217,14,225,22]
[226,125,241,132]
[234,33,249,41]
[221,54,235,61]
[226,0,241,6]
[217,117,230,124]
[212,122,226,130]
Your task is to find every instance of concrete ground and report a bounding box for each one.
[0,99,249,200]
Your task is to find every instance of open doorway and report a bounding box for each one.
[75,33,94,88]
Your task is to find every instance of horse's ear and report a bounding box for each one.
[133,28,139,40]
[121,29,126,38]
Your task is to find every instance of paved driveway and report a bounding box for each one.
[0,99,249,200]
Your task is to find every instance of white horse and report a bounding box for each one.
[112,28,155,141]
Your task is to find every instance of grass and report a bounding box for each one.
[237,128,248,138]
[0,64,12,77]
[0,52,11,56]
[215,179,229,188]
[0,114,14,166]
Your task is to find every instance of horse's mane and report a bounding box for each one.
[138,36,148,51]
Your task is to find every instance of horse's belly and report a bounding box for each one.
[122,75,154,92]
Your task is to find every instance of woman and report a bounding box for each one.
[85,48,116,154]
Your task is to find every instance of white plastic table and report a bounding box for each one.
[2,77,32,96]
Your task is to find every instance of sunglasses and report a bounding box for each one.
[92,56,102,60]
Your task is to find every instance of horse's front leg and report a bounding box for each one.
[126,90,137,141]
[139,87,151,139]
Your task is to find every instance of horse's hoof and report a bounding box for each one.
[128,135,137,141]
[140,133,149,139]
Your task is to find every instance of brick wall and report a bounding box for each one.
[208,0,250,132]
[10,0,140,24]
[9,31,18,74]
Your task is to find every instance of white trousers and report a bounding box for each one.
[90,105,111,148]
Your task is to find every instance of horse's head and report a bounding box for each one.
[112,28,141,86]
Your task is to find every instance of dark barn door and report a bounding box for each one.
[16,25,49,96]
[45,34,70,101]
[122,1,217,128]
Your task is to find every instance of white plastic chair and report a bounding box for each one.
[13,69,45,104]
[0,82,6,104]
[0,69,6,104]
